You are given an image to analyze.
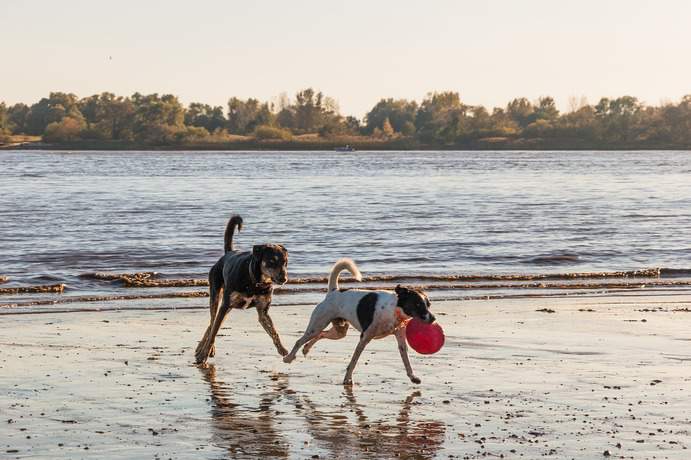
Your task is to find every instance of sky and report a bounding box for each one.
[1,0,690,118]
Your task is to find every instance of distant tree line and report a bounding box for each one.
[2,89,691,148]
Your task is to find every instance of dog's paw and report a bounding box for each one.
[301,345,311,356]
[410,376,421,384]
[277,345,289,357]
[194,348,209,365]
[209,344,216,358]
[283,354,295,364]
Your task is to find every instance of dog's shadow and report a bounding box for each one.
[200,366,446,459]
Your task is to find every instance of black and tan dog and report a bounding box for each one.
[195,215,289,364]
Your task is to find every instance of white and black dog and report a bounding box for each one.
[283,258,435,385]
[195,215,289,365]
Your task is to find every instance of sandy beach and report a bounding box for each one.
[1,293,689,459]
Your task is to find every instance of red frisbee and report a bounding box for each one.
[406,318,445,354]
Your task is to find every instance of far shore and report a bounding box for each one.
[1,293,689,459]
[2,137,690,152]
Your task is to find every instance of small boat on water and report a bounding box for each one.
[334,145,355,152]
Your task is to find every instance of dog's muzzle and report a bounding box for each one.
[424,312,436,324]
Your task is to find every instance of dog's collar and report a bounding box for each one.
[253,282,273,293]
[395,307,413,328]
[249,257,272,292]
[249,257,259,284]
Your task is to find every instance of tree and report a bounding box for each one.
[506,97,534,128]
[415,92,468,143]
[185,103,226,133]
[294,88,318,132]
[293,88,323,133]
[521,97,560,139]
[78,94,103,128]
[401,121,416,136]
[100,94,135,140]
[7,103,30,134]
[276,107,296,130]
[343,116,362,134]
[25,92,81,135]
[654,95,691,145]
[465,106,495,139]
[318,116,347,138]
[556,104,597,142]
[364,98,417,134]
[487,108,519,136]
[131,93,186,144]
[533,97,559,122]
[594,96,643,144]
[227,97,273,134]
[0,103,9,135]
[381,117,394,137]
[6,89,691,148]
[77,92,135,140]
[290,88,343,135]
[43,115,86,142]
[415,92,462,129]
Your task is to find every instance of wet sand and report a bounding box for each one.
[1,295,690,459]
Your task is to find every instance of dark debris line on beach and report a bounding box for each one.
[76,268,671,288]
[3,278,691,299]
[4,267,691,311]
[0,284,65,295]
[78,267,664,286]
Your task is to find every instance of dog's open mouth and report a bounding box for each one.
[275,275,288,285]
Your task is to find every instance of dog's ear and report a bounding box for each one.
[252,245,264,257]
[276,244,286,253]
[395,284,404,295]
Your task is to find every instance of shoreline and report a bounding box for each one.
[4,266,691,315]
[0,139,691,155]
[1,294,690,459]
[3,144,691,152]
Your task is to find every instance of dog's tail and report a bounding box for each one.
[224,215,243,253]
[328,258,362,292]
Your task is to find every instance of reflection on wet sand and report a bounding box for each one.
[291,387,446,459]
[199,365,290,458]
[201,365,446,459]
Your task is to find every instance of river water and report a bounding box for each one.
[1,150,690,311]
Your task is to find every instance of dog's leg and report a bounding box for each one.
[256,304,289,357]
[195,289,231,364]
[343,333,374,386]
[195,285,221,360]
[395,328,421,384]
[283,303,333,363]
[208,286,222,358]
[302,319,349,356]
